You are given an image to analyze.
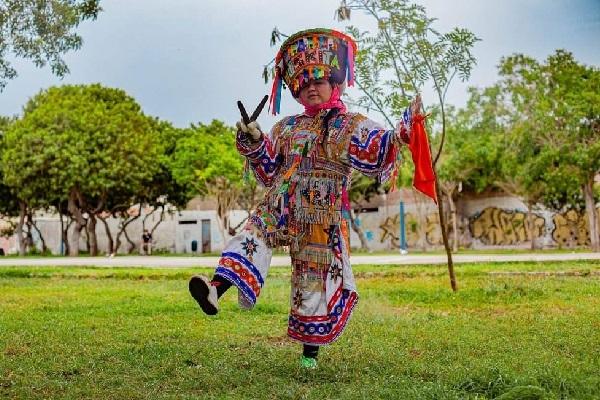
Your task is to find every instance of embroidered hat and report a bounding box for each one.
[269,28,357,115]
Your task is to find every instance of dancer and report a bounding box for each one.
[189,28,437,369]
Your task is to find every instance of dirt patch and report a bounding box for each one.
[263,335,293,347]
[3,345,29,357]
[488,270,600,277]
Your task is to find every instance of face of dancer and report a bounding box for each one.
[299,79,333,106]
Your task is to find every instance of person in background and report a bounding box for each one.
[141,229,152,255]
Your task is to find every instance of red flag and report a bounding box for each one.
[408,114,438,203]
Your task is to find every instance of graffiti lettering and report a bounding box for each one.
[552,209,590,247]
[469,207,545,246]
[379,214,400,248]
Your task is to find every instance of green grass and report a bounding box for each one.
[1,261,599,399]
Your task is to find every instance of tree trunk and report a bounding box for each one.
[59,208,66,255]
[64,218,74,256]
[526,201,536,251]
[25,219,34,253]
[350,209,370,251]
[115,212,140,254]
[68,190,86,256]
[98,216,114,255]
[58,211,73,256]
[122,225,136,254]
[583,179,599,252]
[142,206,151,231]
[83,223,91,253]
[148,205,167,235]
[435,177,457,291]
[29,216,48,253]
[444,187,458,253]
[17,201,27,256]
[88,214,98,256]
[216,203,228,246]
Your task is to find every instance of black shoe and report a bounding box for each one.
[189,276,219,315]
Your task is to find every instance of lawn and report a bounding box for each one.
[1,261,599,399]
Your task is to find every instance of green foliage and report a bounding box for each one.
[171,120,244,197]
[0,0,101,90]
[498,50,600,210]
[339,0,479,128]
[0,116,19,216]
[139,118,191,210]
[437,86,505,194]
[1,84,160,208]
[1,261,599,399]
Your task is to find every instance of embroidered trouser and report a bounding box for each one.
[214,221,358,346]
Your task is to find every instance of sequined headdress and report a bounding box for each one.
[269,28,357,115]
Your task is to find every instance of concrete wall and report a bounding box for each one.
[349,194,599,251]
[2,193,598,255]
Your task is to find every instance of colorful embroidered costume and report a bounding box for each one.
[211,29,437,346]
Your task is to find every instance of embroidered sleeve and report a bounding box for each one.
[236,119,286,187]
[348,106,415,184]
[348,119,398,183]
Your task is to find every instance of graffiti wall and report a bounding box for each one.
[552,209,591,247]
[3,194,598,254]
[348,194,600,251]
[469,207,546,246]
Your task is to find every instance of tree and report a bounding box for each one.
[436,87,506,250]
[498,51,600,251]
[136,119,192,252]
[235,178,266,234]
[2,84,160,256]
[171,120,245,244]
[0,0,101,90]
[334,0,479,291]
[0,116,22,251]
[0,112,57,255]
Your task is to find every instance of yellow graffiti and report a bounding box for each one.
[469,207,545,246]
[425,212,443,245]
[379,214,400,248]
[552,209,590,247]
[392,212,444,247]
[404,212,420,247]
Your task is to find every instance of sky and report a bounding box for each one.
[0,0,598,129]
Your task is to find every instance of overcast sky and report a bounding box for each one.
[0,0,598,129]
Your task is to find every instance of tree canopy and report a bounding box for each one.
[2,84,160,255]
[0,0,101,90]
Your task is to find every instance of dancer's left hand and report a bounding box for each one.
[410,94,422,115]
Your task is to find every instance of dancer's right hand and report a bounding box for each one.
[236,120,262,140]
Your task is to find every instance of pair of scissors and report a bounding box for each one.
[237,95,269,125]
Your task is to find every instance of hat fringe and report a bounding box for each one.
[269,72,282,115]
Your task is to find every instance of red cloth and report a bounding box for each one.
[408,114,438,203]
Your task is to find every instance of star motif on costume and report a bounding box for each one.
[329,264,342,283]
[293,288,304,309]
[241,237,259,259]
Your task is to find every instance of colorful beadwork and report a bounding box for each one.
[270,28,357,115]
[218,40,444,344]
[228,104,426,344]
